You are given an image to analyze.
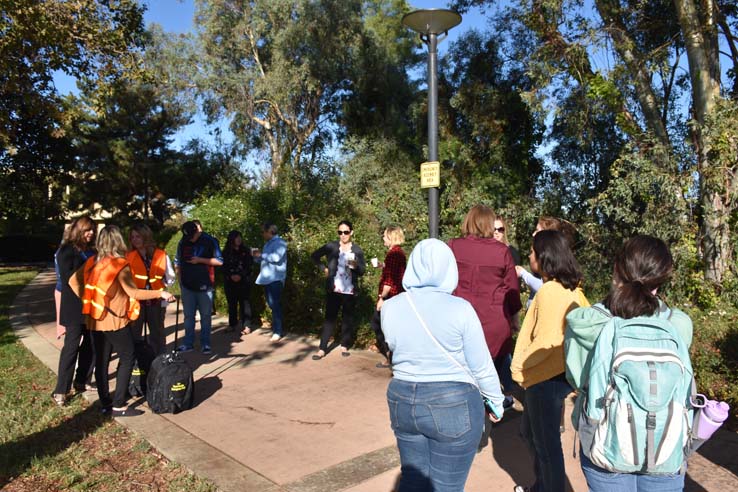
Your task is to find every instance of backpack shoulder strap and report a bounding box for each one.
[591,304,612,318]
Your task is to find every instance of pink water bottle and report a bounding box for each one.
[694,399,730,440]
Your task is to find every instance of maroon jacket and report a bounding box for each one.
[448,236,522,358]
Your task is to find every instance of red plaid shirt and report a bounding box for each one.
[378,246,406,298]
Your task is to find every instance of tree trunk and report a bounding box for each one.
[673,0,729,283]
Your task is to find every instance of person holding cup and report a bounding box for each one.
[370,225,407,368]
[310,220,366,359]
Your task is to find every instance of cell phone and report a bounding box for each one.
[483,397,503,420]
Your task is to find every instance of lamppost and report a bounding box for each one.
[402,8,461,238]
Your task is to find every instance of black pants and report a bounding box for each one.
[92,326,135,409]
[370,309,390,359]
[54,323,95,394]
[130,302,166,355]
[320,292,357,351]
[224,281,251,328]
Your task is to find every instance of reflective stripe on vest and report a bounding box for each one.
[126,249,167,291]
[81,256,140,321]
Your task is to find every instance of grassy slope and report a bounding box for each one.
[0,267,216,492]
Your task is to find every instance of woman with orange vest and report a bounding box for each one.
[70,225,175,417]
[127,223,175,355]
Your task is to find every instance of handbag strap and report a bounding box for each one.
[405,291,479,389]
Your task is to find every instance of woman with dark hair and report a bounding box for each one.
[223,230,253,334]
[51,216,97,406]
[126,223,175,355]
[511,230,589,492]
[566,236,693,491]
[70,225,175,417]
[310,220,366,359]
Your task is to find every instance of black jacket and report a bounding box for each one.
[223,247,253,285]
[310,241,366,295]
[57,244,88,327]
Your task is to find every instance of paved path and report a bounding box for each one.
[10,271,738,491]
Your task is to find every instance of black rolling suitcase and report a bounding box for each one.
[147,296,195,414]
[129,320,156,397]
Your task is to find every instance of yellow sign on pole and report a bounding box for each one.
[420,161,440,188]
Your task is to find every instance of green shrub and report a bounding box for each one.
[687,304,738,428]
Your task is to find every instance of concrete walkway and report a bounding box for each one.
[10,271,738,491]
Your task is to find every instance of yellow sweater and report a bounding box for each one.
[511,280,589,388]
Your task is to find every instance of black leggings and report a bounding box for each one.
[370,309,390,359]
[54,323,94,394]
[319,292,358,351]
[130,302,166,355]
[92,326,135,408]
[224,281,251,328]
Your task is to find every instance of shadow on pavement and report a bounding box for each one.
[0,404,107,487]
[192,375,223,408]
[696,432,738,475]
[685,473,705,491]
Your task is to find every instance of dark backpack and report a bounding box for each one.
[146,296,194,414]
[129,338,156,397]
[146,350,194,414]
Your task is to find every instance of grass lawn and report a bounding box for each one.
[0,267,217,492]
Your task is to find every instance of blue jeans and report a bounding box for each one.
[387,379,484,492]
[580,453,685,492]
[181,286,213,348]
[264,281,284,336]
[520,374,573,492]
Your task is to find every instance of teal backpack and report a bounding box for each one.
[577,306,694,474]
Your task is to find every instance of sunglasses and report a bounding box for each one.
[337,230,352,235]
[494,227,505,233]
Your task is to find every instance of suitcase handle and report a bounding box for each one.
[174,295,180,348]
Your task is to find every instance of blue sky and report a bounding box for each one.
[53,0,488,150]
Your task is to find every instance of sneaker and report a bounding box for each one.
[177,344,194,353]
[270,334,282,342]
[201,345,212,355]
[110,407,144,417]
[513,486,532,492]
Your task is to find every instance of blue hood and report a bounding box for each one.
[402,238,458,293]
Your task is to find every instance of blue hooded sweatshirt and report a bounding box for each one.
[381,239,504,406]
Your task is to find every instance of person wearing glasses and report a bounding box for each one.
[448,205,521,427]
[310,220,366,359]
[492,216,521,266]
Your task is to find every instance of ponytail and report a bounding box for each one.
[604,235,672,319]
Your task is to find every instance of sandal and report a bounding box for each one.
[51,393,65,407]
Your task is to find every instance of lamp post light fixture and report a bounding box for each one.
[402,8,462,238]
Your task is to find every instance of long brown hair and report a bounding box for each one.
[67,216,96,252]
[604,235,673,319]
[461,205,496,238]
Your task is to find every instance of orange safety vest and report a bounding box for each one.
[126,249,168,291]
[81,256,140,321]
